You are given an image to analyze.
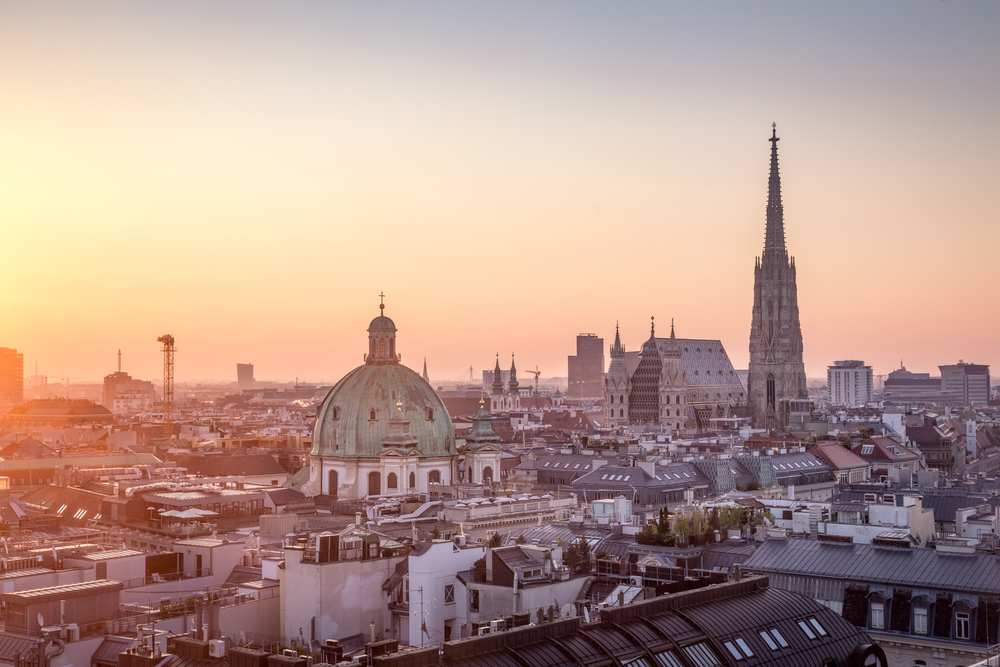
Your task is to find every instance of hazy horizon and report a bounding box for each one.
[3,2,998,388]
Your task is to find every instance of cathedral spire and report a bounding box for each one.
[508,354,519,394]
[492,354,504,394]
[611,321,624,357]
[764,123,787,260]
[422,357,429,384]
[649,316,655,339]
[670,318,675,340]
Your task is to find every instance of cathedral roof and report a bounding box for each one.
[651,338,743,388]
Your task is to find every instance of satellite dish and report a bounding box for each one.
[37,613,45,628]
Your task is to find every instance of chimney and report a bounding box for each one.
[355,512,362,526]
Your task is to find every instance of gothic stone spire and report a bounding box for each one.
[764,123,787,261]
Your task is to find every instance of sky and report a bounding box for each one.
[1,2,998,386]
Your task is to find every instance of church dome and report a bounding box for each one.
[368,315,396,332]
[311,300,455,460]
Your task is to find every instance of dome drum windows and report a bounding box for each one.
[427,408,434,421]
[369,408,378,421]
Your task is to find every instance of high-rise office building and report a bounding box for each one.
[568,334,604,398]
[939,362,990,406]
[237,363,255,391]
[0,347,24,405]
[827,360,874,406]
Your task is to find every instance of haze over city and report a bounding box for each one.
[2,2,998,384]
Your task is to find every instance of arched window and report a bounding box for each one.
[409,471,416,489]
[369,408,377,421]
[766,373,776,409]
[482,466,494,483]
[332,407,339,420]
[367,471,381,497]
[609,395,614,405]
[389,339,395,358]
[328,470,338,497]
[619,409,624,418]
[427,408,434,420]
[378,338,385,359]
[387,473,398,490]
[428,470,441,485]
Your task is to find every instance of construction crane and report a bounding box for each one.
[62,376,81,398]
[157,334,175,439]
[525,366,541,397]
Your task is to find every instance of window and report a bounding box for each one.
[427,408,434,420]
[682,643,722,667]
[956,612,970,640]
[469,589,479,612]
[734,638,753,658]
[369,408,377,420]
[444,584,455,604]
[723,642,742,660]
[870,601,885,630]
[809,618,828,636]
[798,620,817,639]
[759,631,778,650]
[652,651,683,667]
[913,606,928,634]
[770,629,788,648]
[332,407,339,419]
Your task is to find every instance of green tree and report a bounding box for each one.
[489,531,502,547]
[563,537,592,574]
[473,557,486,582]
[515,533,526,544]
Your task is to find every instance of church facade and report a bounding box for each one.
[747,125,808,429]
[605,320,746,431]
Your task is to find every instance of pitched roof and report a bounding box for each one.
[744,537,1000,595]
[852,436,921,463]
[0,453,160,472]
[177,453,285,477]
[807,442,870,471]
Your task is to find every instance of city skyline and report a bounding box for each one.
[2,2,998,385]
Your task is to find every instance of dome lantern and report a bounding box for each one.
[367,292,398,364]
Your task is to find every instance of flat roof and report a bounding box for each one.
[4,579,123,604]
[75,549,145,561]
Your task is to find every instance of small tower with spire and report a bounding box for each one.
[490,354,505,412]
[605,322,632,429]
[422,358,430,384]
[507,355,521,411]
[658,319,688,432]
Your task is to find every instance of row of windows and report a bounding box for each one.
[724,618,825,662]
[869,599,966,639]
[10,477,52,486]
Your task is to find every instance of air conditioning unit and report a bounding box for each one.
[477,626,490,636]
[282,649,299,658]
[490,619,505,633]
[208,640,226,658]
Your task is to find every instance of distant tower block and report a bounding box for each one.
[237,363,255,392]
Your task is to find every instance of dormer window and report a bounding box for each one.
[427,408,434,421]
[369,409,377,421]
[332,407,339,420]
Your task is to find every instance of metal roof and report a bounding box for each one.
[4,578,123,604]
[744,538,1000,595]
[0,454,160,471]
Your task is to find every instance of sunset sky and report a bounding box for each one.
[1,2,998,386]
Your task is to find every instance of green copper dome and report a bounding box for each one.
[312,362,455,459]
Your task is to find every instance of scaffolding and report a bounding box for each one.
[157,334,175,439]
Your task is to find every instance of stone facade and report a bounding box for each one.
[748,125,807,429]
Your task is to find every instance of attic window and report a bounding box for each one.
[369,409,377,421]
[544,462,551,467]
[601,474,608,480]
[427,408,434,420]
[861,445,874,455]
[332,407,339,420]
